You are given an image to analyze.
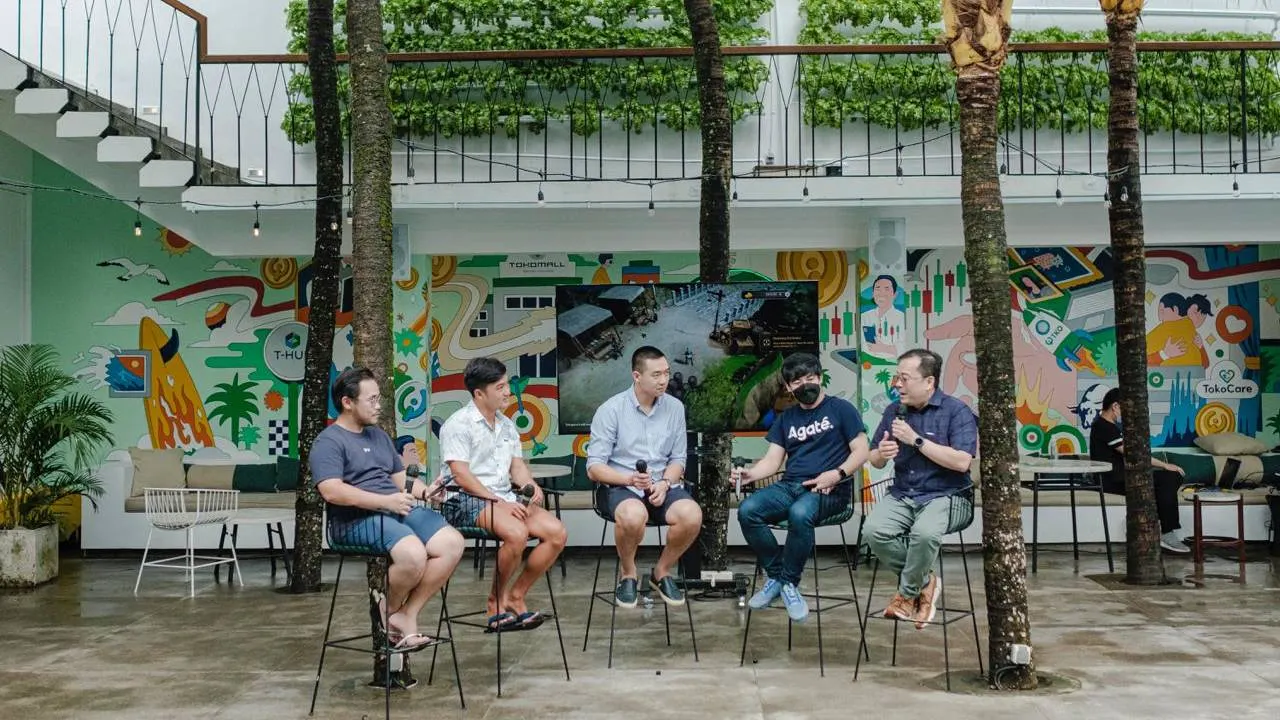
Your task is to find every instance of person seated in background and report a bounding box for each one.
[864,348,977,630]
[732,352,869,623]
[1089,388,1188,554]
[586,346,702,608]
[438,356,567,632]
[311,366,464,650]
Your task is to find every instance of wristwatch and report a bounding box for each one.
[836,468,849,481]
[913,436,925,449]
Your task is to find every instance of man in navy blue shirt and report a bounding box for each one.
[865,348,978,630]
[732,353,869,623]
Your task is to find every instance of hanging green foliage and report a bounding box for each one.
[798,1,1280,137]
[281,0,772,142]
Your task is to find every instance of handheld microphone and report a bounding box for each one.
[635,459,648,474]
[517,483,538,506]
[894,404,908,448]
[405,464,422,478]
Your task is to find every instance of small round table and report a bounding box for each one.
[1191,490,1246,582]
[216,509,294,585]
[1019,456,1115,573]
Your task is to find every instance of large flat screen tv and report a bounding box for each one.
[555,281,820,434]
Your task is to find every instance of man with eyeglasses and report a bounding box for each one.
[732,352,869,623]
[311,366,464,650]
[864,348,978,630]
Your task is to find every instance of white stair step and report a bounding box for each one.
[98,135,154,163]
[56,111,110,138]
[0,53,30,91]
[139,159,194,187]
[15,87,69,114]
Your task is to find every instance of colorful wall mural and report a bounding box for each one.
[857,245,1280,464]
[26,154,1280,515]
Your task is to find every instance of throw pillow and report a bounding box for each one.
[1193,432,1269,456]
[275,456,300,491]
[232,464,279,493]
[186,464,236,491]
[128,447,187,497]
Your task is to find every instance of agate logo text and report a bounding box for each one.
[789,416,833,442]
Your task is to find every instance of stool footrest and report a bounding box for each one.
[865,607,976,627]
[323,632,452,656]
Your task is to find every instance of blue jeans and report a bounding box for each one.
[737,482,849,585]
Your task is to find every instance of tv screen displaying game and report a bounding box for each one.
[555,281,820,434]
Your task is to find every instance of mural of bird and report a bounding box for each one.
[96,257,170,285]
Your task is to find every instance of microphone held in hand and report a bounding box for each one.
[894,404,908,446]
[635,459,647,474]
[517,483,538,506]
[405,464,422,478]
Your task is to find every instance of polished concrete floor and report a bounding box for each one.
[2,542,1279,719]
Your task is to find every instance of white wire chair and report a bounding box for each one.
[134,488,242,598]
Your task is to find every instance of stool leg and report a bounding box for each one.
[963,534,983,676]
[1069,486,1080,567]
[428,582,447,685]
[134,527,154,596]
[496,624,503,698]
[216,524,229,583]
[444,591,466,710]
[608,553,620,669]
[1237,497,1247,582]
[838,526,869,661]
[266,523,277,576]
[1194,498,1205,565]
[546,573,571,680]
[1097,479,1114,573]
[383,561,391,720]
[1031,482,1040,573]
[684,577,698,662]
[583,520,607,652]
[812,543,825,678]
[310,555,344,716]
[554,495,567,579]
[939,547,951,692]
[278,523,294,583]
[739,563,759,667]
[854,557,880,680]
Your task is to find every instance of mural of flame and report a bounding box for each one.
[139,317,215,450]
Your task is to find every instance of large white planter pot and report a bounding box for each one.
[0,524,59,587]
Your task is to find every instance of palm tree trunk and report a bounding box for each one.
[957,70,1037,690]
[290,0,345,596]
[683,0,733,571]
[347,0,401,685]
[1104,11,1165,585]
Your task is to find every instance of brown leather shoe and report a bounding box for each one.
[882,593,916,620]
[914,573,941,629]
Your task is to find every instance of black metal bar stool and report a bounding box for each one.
[429,498,570,698]
[310,506,464,719]
[582,485,698,668]
[854,486,984,691]
[738,496,867,677]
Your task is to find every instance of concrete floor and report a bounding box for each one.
[2,543,1279,719]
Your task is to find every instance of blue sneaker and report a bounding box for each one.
[780,582,809,623]
[748,577,783,609]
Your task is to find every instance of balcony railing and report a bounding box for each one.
[4,0,1279,186]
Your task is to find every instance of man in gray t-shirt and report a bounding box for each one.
[311,366,464,650]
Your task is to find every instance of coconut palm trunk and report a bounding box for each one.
[682,0,734,570]
[290,0,345,596]
[347,0,401,684]
[1100,0,1164,585]
[943,0,1037,688]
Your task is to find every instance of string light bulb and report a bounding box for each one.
[536,184,545,207]
[1120,186,1129,203]
[346,209,353,225]
[896,165,904,186]
[1232,179,1241,198]
[1054,188,1064,207]
[648,183,655,216]
[802,184,810,203]
[252,202,261,237]
[133,197,143,236]
[1103,190,1112,209]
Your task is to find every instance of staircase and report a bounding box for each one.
[0,49,239,188]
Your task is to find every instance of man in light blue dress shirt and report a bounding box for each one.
[587,346,703,607]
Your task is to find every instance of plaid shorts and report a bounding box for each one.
[441,492,498,528]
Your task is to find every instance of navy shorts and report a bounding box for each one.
[597,484,696,526]
[328,506,449,554]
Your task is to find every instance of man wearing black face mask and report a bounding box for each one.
[733,352,869,623]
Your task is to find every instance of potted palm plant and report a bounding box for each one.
[0,344,114,587]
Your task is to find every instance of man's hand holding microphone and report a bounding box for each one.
[632,459,669,505]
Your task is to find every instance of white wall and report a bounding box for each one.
[0,131,32,346]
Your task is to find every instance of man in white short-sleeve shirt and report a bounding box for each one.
[438,357,567,632]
